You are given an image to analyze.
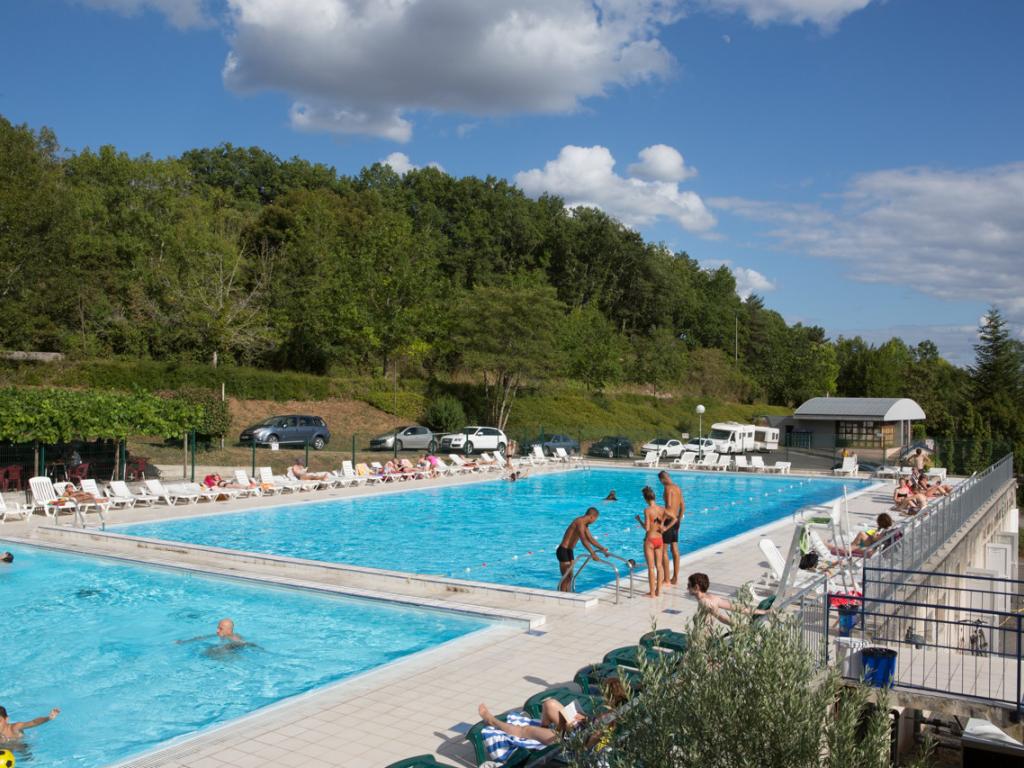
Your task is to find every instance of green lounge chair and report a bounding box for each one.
[640,629,689,653]
[522,687,602,719]
[466,709,560,767]
[385,756,458,768]
[602,644,667,669]
[573,662,642,692]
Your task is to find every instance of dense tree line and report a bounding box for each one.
[1,115,1021,470]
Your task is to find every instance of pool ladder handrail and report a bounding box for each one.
[569,551,635,603]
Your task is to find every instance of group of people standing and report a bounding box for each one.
[556,471,685,597]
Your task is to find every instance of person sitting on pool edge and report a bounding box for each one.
[686,573,771,627]
[0,704,60,742]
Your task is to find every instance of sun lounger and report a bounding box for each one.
[108,480,158,506]
[756,538,819,591]
[340,461,367,487]
[733,455,752,471]
[385,757,458,768]
[749,455,767,472]
[634,451,660,467]
[257,467,299,493]
[693,452,718,470]
[354,463,386,484]
[467,709,556,767]
[774,461,791,474]
[640,629,689,653]
[448,454,479,474]
[82,478,134,509]
[146,479,198,505]
[29,476,78,522]
[713,454,732,471]
[671,451,696,469]
[833,456,858,477]
[285,468,324,491]
[574,661,642,693]
[603,644,670,670]
[926,467,947,482]
[46,478,107,526]
[175,481,230,502]
[529,445,550,465]
[228,470,262,497]
[0,493,31,523]
[476,453,501,473]
[553,447,582,465]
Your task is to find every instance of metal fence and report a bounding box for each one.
[827,568,1024,713]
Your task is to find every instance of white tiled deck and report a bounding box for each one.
[0,465,897,768]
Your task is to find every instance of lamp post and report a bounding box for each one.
[696,404,705,459]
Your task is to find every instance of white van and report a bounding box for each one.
[707,422,756,455]
[753,426,780,452]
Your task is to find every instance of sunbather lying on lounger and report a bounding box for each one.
[203,473,253,490]
[829,513,894,556]
[478,700,583,748]
[57,485,102,505]
[290,461,330,482]
[917,477,951,497]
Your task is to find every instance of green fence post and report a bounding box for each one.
[393,426,399,459]
[251,441,256,478]
[120,439,127,481]
[305,438,310,467]
[352,434,356,468]
[38,443,45,477]
[190,430,196,483]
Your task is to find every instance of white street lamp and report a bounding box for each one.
[696,404,705,459]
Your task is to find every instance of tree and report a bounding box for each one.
[560,305,624,391]
[970,308,1022,439]
[863,338,912,397]
[453,279,564,430]
[630,327,687,394]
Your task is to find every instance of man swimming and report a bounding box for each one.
[0,704,59,742]
[658,471,685,584]
[556,508,609,592]
[1,552,12,564]
[178,618,253,648]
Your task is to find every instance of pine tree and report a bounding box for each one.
[969,308,1022,441]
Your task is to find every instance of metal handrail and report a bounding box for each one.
[569,551,630,603]
[604,552,636,598]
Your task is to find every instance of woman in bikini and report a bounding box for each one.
[635,485,666,597]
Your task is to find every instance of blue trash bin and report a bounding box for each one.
[838,605,858,637]
[861,647,897,688]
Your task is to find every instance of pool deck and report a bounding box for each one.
[0,463,898,768]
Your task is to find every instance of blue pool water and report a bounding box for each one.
[119,469,871,592]
[0,544,489,768]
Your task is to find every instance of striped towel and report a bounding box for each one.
[481,711,546,762]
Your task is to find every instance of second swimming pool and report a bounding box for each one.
[117,468,872,592]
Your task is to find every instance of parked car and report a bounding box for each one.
[439,426,508,456]
[641,438,685,458]
[369,425,438,452]
[523,433,580,457]
[239,415,331,450]
[587,436,634,459]
[683,437,716,456]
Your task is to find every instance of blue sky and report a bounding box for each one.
[2,0,1022,365]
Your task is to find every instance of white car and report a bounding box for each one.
[683,437,716,455]
[439,426,508,456]
[641,438,685,458]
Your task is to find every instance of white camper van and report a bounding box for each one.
[707,422,756,455]
[753,426,780,452]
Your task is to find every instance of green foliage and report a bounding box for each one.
[569,601,904,768]
[559,305,624,391]
[171,387,232,438]
[0,387,203,443]
[363,390,427,421]
[424,395,466,433]
[630,326,687,392]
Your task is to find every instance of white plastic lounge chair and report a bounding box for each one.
[634,451,660,467]
[833,456,858,477]
[0,493,30,523]
[110,480,158,506]
[257,467,299,493]
[733,455,751,471]
[354,463,385,484]
[529,446,550,466]
[671,451,696,469]
[82,478,134,509]
[694,452,718,470]
[757,538,819,590]
[448,454,479,474]
[713,454,732,471]
[553,447,582,465]
[286,468,323,491]
[477,453,502,472]
[145,479,199,505]
[926,467,947,482]
[774,461,791,475]
[749,456,767,472]
[172,481,226,502]
[340,461,367,487]
[549,448,568,464]
[29,476,78,522]
[230,470,262,497]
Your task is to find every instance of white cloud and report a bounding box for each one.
[711,162,1024,327]
[75,0,211,28]
[378,152,444,175]
[516,144,715,233]
[221,0,683,141]
[698,0,874,31]
[456,122,479,139]
[722,33,732,43]
[627,144,696,182]
[732,266,776,298]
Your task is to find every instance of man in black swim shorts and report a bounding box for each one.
[556,508,608,592]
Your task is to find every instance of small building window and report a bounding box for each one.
[836,420,896,448]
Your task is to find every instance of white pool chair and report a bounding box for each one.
[671,451,696,469]
[448,454,479,474]
[833,456,859,477]
[0,493,31,523]
[110,480,158,506]
[340,461,367,487]
[230,470,262,497]
[527,445,550,466]
[774,461,791,474]
[694,452,718,470]
[733,455,751,471]
[286,468,324,491]
[258,467,299,493]
[756,538,820,592]
[553,447,583,465]
[749,456,767,472]
[145,479,198,505]
[29,476,77,521]
[926,467,947,482]
[174,481,229,502]
[634,451,660,467]
[82,478,134,509]
[713,454,732,471]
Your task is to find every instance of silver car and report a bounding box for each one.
[369,425,438,452]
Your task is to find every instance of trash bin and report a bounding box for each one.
[861,647,897,688]
[838,605,858,637]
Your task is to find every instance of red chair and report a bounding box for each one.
[68,462,91,483]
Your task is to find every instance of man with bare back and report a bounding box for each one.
[659,470,685,585]
[556,508,609,592]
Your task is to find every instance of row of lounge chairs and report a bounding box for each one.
[635,451,791,474]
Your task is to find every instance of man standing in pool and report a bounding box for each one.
[659,471,685,585]
[556,508,609,592]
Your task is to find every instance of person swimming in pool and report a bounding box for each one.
[1,552,12,564]
[636,486,667,598]
[0,704,59,743]
[178,618,256,651]
[556,508,608,592]
[603,490,617,501]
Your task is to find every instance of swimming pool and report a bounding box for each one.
[118,469,872,592]
[0,543,490,768]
